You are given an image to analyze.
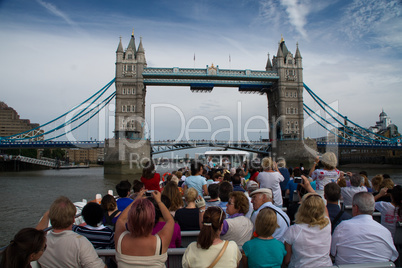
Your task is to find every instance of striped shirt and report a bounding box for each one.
[72,224,115,249]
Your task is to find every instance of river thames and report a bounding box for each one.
[1,165,402,247]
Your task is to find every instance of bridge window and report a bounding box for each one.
[122,88,126,94]
[294,92,297,98]
[132,88,136,94]
[127,88,131,94]
[288,60,293,65]
[286,92,288,97]
[127,105,130,112]
[122,106,126,112]
[127,54,133,60]
[131,105,135,112]
[127,65,132,72]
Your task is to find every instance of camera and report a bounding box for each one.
[145,190,154,197]
[294,177,303,183]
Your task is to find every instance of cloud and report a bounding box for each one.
[35,0,87,35]
[36,0,75,26]
[257,0,333,40]
[341,0,402,40]
[280,0,309,39]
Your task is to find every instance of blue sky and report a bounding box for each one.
[0,0,401,145]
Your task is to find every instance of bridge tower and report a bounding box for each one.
[268,37,315,163]
[104,31,151,177]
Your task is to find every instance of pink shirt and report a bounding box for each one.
[152,221,182,248]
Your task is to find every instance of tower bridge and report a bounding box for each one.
[2,31,401,174]
[105,33,306,175]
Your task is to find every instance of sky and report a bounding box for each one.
[1,0,402,151]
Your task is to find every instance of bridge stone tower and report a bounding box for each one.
[104,32,151,177]
[267,37,315,163]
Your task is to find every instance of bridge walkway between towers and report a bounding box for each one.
[142,66,279,92]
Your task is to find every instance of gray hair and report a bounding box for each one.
[352,192,375,215]
[350,173,363,187]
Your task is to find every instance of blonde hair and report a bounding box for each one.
[185,187,198,203]
[261,157,273,170]
[255,207,279,238]
[295,193,329,229]
[371,174,384,192]
[380,178,394,190]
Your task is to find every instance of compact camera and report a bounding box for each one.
[294,177,303,183]
[145,190,154,197]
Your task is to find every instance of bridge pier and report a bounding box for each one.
[272,139,317,167]
[104,139,151,178]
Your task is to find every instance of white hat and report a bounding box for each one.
[250,188,272,199]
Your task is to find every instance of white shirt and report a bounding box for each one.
[311,169,340,190]
[250,202,289,242]
[375,201,402,237]
[331,214,399,265]
[256,171,284,206]
[341,186,368,206]
[283,221,332,268]
[38,230,105,268]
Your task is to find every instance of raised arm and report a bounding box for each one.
[115,189,144,244]
[309,156,320,177]
[195,196,206,229]
[300,175,316,193]
[36,210,50,231]
[152,190,174,253]
[374,187,388,201]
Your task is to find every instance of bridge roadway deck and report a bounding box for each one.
[0,140,400,153]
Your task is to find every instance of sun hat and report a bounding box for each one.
[320,152,337,169]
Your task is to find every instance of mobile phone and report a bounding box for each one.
[145,190,154,197]
[294,177,302,183]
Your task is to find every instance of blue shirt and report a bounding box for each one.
[286,179,299,202]
[116,197,133,212]
[243,237,286,268]
[184,175,207,197]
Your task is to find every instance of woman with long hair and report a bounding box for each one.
[283,193,332,267]
[1,228,46,268]
[114,189,174,267]
[375,184,402,237]
[162,181,184,216]
[100,194,121,230]
[141,161,162,192]
[150,195,182,248]
[182,206,241,268]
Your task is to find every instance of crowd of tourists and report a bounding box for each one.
[1,153,401,268]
